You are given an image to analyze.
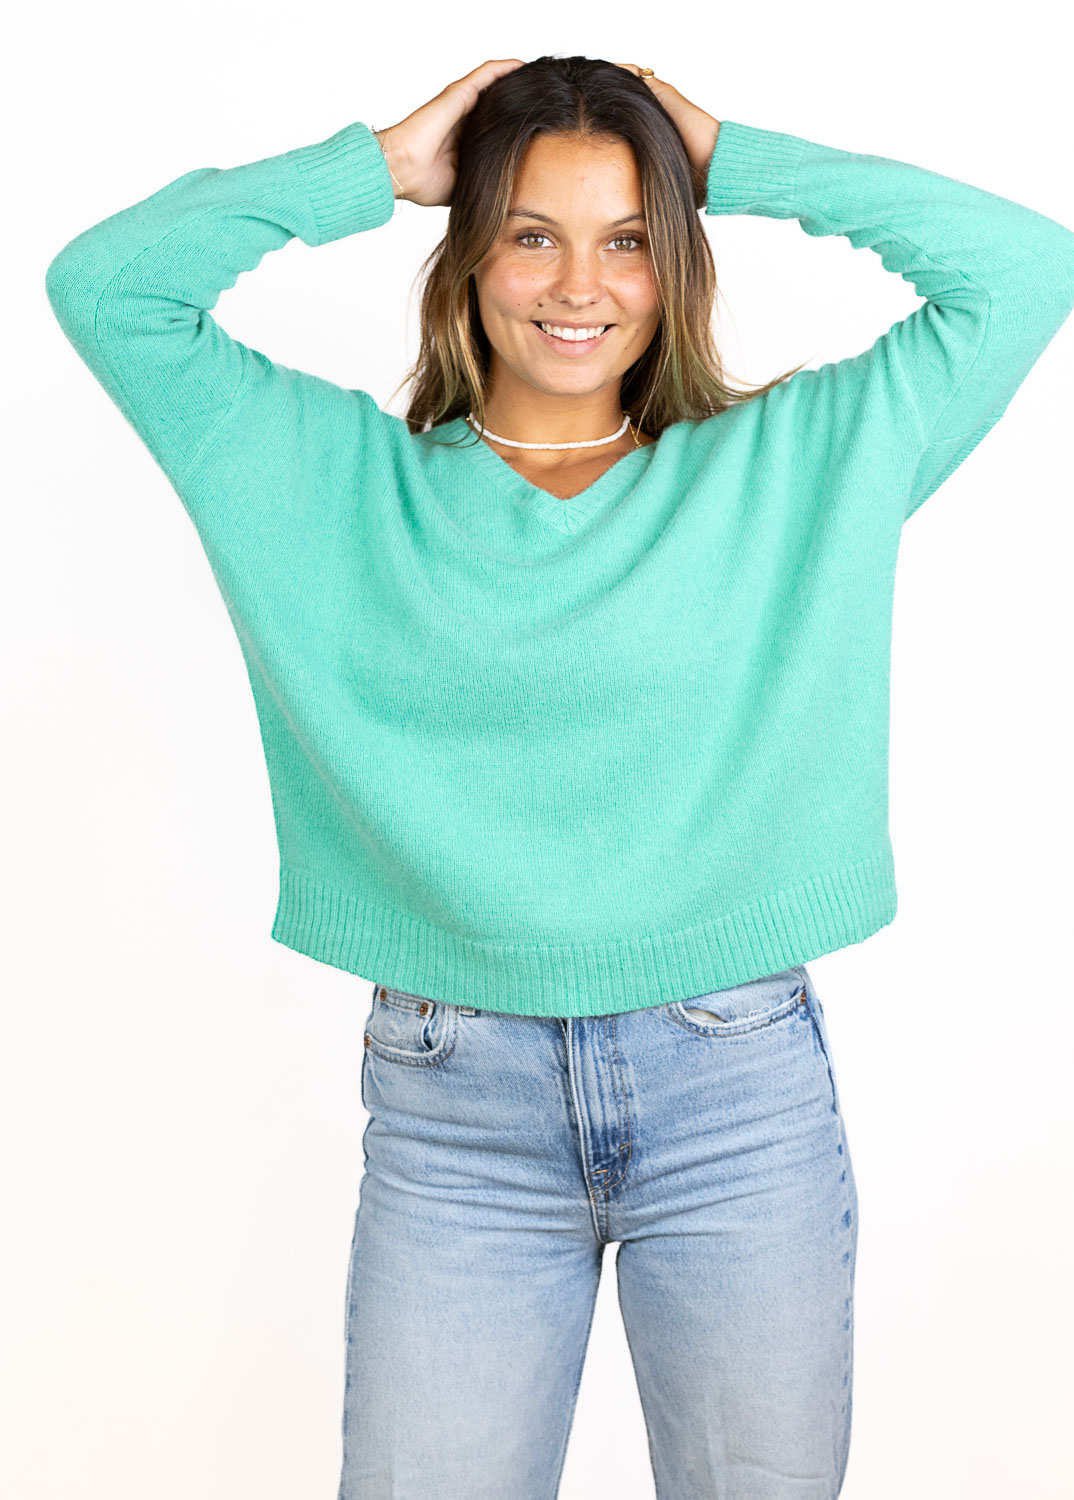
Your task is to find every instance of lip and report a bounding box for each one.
[531,321,615,355]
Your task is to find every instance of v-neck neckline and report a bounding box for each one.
[430,417,657,531]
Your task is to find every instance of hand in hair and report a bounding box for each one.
[374,58,526,207]
[613,63,721,199]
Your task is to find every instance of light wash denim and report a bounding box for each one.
[338,964,858,1499]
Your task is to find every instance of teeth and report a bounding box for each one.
[537,322,607,342]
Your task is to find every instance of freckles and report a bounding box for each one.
[502,267,541,294]
[499,279,545,312]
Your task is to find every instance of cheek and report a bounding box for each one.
[481,258,544,309]
[609,264,659,318]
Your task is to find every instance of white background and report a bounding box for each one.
[7,2,1073,1495]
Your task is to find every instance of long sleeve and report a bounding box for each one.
[704,120,1074,521]
[45,119,397,499]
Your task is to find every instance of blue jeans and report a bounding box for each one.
[339,964,858,1499]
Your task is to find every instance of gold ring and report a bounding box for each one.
[639,67,655,76]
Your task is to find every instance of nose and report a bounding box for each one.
[542,249,608,304]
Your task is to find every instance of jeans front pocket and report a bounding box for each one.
[364,983,457,1066]
[662,966,809,1038]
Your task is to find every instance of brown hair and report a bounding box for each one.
[389,53,810,444]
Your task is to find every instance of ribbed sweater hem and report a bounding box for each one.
[270,845,897,1016]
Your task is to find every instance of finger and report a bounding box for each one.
[613,62,658,86]
[468,58,526,80]
[449,57,525,103]
[443,59,525,115]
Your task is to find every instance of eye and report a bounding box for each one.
[515,231,646,252]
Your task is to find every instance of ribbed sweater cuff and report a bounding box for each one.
[706,119,807,214]
[287,119,397,245]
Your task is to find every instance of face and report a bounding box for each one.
[471,133,662,416]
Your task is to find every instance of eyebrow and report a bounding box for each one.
[505,209,647,229]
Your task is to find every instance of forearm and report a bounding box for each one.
[45,120,397,485]
[704,119,1074,454]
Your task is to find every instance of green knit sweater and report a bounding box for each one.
[45,117,1074,1016]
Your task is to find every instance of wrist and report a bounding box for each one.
[373,127,408,200]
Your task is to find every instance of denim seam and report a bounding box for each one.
[807,1007,840,1120]
[562,1022,608,1243]
[589,1013,634,1200]
[364,995,458,1067]
[363,1034,458,1066]
[805,987,855,1478]
[835,1113,855,1480]
[658,987,807,1039]
[844,1128,855,1408]
[336,1197,365,1500]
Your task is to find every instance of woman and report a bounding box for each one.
[45,54,1074,1500]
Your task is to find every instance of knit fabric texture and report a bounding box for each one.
[45,117,1074,1016]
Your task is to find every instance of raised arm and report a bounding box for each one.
[704,120,1074,521]
[44,120,397,495]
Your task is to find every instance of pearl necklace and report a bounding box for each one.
[465,411,640,450]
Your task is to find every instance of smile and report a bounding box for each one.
[531,322,614,354]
